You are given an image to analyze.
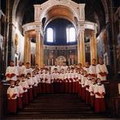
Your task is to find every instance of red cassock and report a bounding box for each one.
[81,87,86,101]
[17,96,23,110]
[75,81,79,94]
[22,92,29,106]
[94,84,106,113]
[90,95,95,107]
[7,99,17,113]
[95,98,106,112]
[33,86,37,98]
[94,92,106,113]
[85,86,90,104]
[46,83,51,93]
[65,79,69,93]
[69,78,73,93]
[72,81,76,93]
[28,87,33,102]
[78,83,82,97]
[7,87,18,113]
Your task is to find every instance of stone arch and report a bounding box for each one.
[38,0,80,22]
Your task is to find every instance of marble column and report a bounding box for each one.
[90,31,97,64]
[24,31,31,64]
[77,26,85,65]
[35,28,44,68]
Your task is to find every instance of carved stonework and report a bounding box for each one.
[34,0,85,22]
[56,56,66,65]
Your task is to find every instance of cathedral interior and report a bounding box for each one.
[0,0,120,119]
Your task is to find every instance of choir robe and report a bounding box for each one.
[78,73,82,97]
[17,65,26,76]
[52,72,59,93]
[58,73,65,93]
[50,73,54,93]
[45,73,51,93]
[6,66,18,81]
[66,72,71,93]
[83,67,89,74]
[7,86,18,113]
[81,75,86,100]
[84,79,91,104]
[89,82,96,107]
[64,72,69,93]
[39,72,44,93]
[20,80,29,105]
[70,72,76,93]
[96,64,108,81]
[94,83,106,112]
[16,85,24,109]
[89,65,97,78]
[36,73,41,94]
[27,78,34,101]
[25,68,32,75]
[74,72,79,93]
[61,73,65,93]
[32,76,38,97]
[42,73,47,93]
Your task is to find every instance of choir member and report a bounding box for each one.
[81,70,87,100]
[25,62,32,75]
[89,78,96,107]
[83,62,90,74]
[17,62,26,76]
[20,74,29,106]
[26,73,34,102]
[77,69,82,97]
[5,60,18,81]
[84,75,91,104]
[32,71,38,97]
[89,59,97,78]
[96,58,108,81]
[7,80,18,113]
[16,78,24,110]
[94,78,106,113]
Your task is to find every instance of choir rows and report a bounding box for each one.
[6,58,108,114]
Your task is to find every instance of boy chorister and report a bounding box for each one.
[96,58,108,81]
[45,70,51,93]
[7,80,18,113]
[32,71,38,97]
[94,78,106,113]
[26,73,34,102]
[81,70,87,101]
[16,78,24,109]
[20,74,29,106]
[6,61,18,81]
[89,59,97,78]
[89,78,96,107]
[84,75,91,104]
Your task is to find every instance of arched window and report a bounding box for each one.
[47,28,53,43]
[66,27,76,43]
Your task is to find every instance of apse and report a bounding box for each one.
[44,18,77,45]
[44,18,77,66]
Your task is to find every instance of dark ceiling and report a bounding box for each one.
[16,0,105,30]
[1,0,119,32]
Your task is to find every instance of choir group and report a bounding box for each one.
[6,58,108,114]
